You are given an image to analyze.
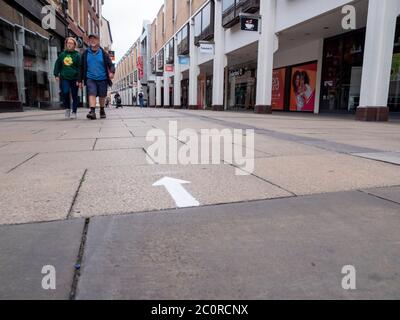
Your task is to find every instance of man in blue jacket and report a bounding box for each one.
[80,34,115,120]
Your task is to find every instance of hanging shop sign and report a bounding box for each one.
[108,50,115,61]
[165,64,174,73]
[240,15,259,32]
[199,42,214,55]
[178,56,190,65]
[229,68,245,78]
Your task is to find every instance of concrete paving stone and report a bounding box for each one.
[12,149,150,174]
[98,128,134,138]
[352,152,400,165]
[0,170,84,225]
[327,139,400,152]
[76,191,400,300]
[96,137,184,153]
[362,186,400,204]
[248,154,400,196]
[251,135,333,157]
[72,164,291,219]
[0,139,95,155]
[0,153,36,174]
[0,219,85,300]
[129,126,170,137]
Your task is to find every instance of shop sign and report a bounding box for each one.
[178,56,190,65]
[199,42,214,55]
[229,68,244,78]
[165,64,174,73]
[240,16,259,32]
[108,50,115,61]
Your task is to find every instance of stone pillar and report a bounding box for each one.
[255,0,276,114]
[212,0,226,111]
[174,36,182,109]
[356,0,399,121]
[188,19,199,110]
[156,76,162,107]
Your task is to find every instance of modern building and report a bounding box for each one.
[100,15,113,52]
[115,0,400,121]
[0,0,106,112]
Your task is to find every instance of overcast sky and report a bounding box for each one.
[102,0,164,62]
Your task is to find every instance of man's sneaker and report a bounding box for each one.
[65,109,71,119]
[70,112,77,120]
[86,111,97,120]
[100,110,107,119]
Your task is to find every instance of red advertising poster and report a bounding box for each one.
[137,56,144,80]
[290,62,317,112]
[271,68,286,110]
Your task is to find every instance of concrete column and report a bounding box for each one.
[189,19,199,109]
[255,0,277,114]
[357,0,400,121]
[156,76,162,107]
[212,0,226,111]
[174,36,182,108]
[163,76,170,108]
[149,81,156,107]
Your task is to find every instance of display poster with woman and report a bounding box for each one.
[290,62,317,112]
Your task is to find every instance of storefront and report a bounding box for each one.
[272,61,318,113]
[227,63,257,111]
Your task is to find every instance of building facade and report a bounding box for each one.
[115,0,400,121]
[0,0,106,112]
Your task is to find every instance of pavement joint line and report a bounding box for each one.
[6,153,39,174]
[357,189,400,207]
[67,169,88,220]
[0,111,63,121]
[224,160,298,198]
[142,147,157,164]
[92,138,98,151]
[129,130,136,137]
[69,218,90,301]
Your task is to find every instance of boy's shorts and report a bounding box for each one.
[87,79,108,98]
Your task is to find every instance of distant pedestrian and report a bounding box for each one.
[138,91,144,108]
[105,96,111,108]
[54,37,81,119]
[79,34,115,120]
[114,92,122,108]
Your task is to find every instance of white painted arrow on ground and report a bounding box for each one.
[153,177,200,208]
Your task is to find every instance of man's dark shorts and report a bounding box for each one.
[87,79,108,98]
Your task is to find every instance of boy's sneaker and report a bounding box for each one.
[65,109,71,119]
[70,112,77,120]
[86,111,97,120]
[100,110,107,119]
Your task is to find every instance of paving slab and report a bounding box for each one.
[0,139,95,154]
[0,170,84,225]
[246,154,400,196]
[0,219,84,300]
[12,149,150,174]
[76,191,400,300]
[352,152,400,166]
[0,153,37,174]
[362,186,400,204]
[72,164,290,218]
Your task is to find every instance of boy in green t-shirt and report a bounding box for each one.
[54,37,81,119]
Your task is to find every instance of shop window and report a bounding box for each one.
[157,50,164,71]
[222,0,260,28]
[165,39,174,65]
[389,17,400,112]
[194,1,215,46]
[0,20,14,51]
[177,24,189,56]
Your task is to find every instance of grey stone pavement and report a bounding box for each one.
[0,108,399,299]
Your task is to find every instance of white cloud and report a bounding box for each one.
[102,0,164,62]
